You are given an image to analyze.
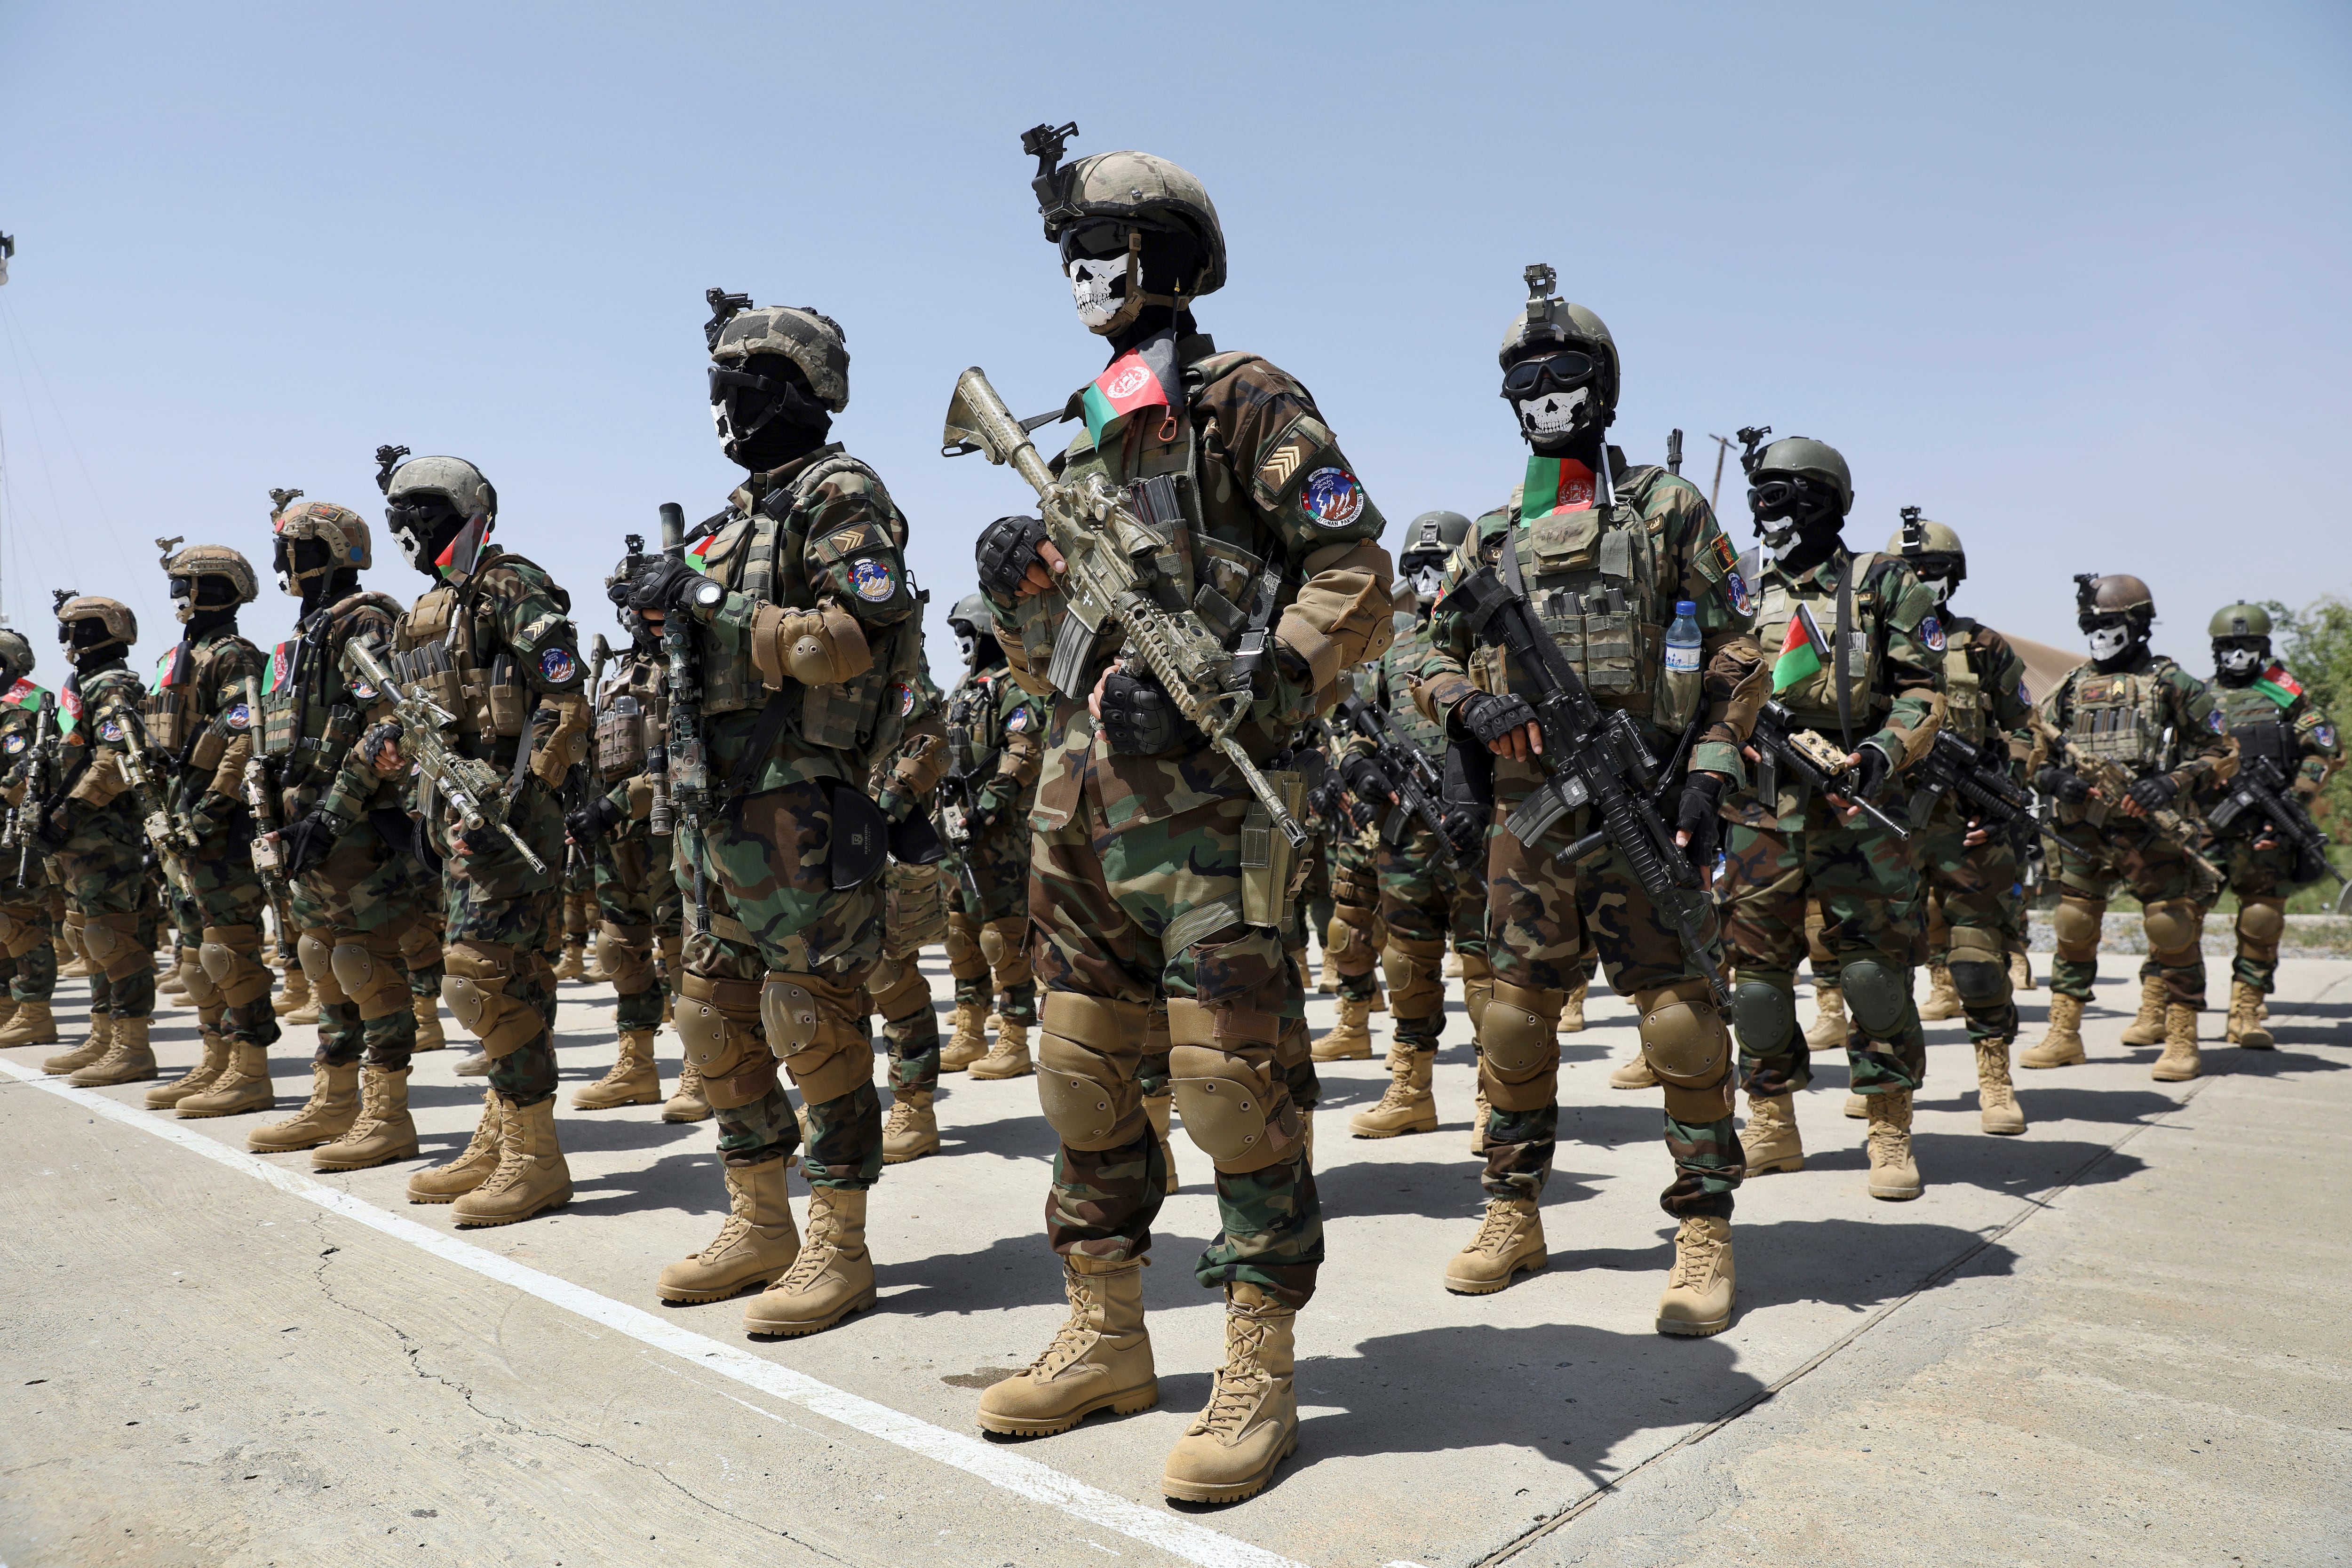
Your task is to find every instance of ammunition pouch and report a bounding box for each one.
[1840,958,1911,1036]
[596,920,658,995]
[441,941,545,1059]
[2052,896,2105,960]
[1036,991,1149,1151]
[1731,976,1795,1058]
[1477,979,1563,1112]
[1635,979,1733,1122]
[1946,925,2010,1005]
[2141,898,2203,963]
[765,969,870,1106]
[199,923,272,1007]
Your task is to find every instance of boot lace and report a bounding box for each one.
[883,1099,920,1136]
[774,1205,843,1291]
[1024,1270,1103,1377]
[1668,1220,1724,1289]
[1470,1201,1527,1255]
[1193,1316,1275,1437]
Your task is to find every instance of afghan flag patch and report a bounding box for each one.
[2254,662,2304,707]
[1080,330,1180,445]
[154,642,194,690]
[1520,454,1597,520]
[58,681,84,736]
[263,641,295,696]
[1,677,47,709]
[1772,605,1832,693]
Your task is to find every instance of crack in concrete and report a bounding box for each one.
[302,1214,846,1562]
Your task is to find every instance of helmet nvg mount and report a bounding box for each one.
[159,537,260,622]
[1887,507,1967,586]
[1499,263,1620,422]
[2208,602,2272,641]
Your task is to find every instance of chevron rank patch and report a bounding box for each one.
[1258,434,1312,496]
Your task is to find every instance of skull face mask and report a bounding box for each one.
[2086,620,2134,662]
[2215,641,2265,678]
[1406,560,1446,600]
[1067,252,1134,333]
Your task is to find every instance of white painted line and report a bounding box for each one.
[0,1059,1304,1568]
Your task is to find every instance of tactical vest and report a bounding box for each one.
[143,632,260,776]
[1941,621,1986,746]
[2214,680,2289,736]
[2065,666,2172,773]
[1753,552,1890,735]
[388,553,564,763]
[945,669,1006,782]
[694,452,917,762]
[260,591,403,792]
[593,649,668,779]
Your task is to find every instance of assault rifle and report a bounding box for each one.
[115,706,198,897]
[1748,700,1912,840]
[2030,713,2220,897]
[1327,695,1467,863]
[346,641,547,874]
[1445,534,1731,1006]
[240,674,291,895]
[656,502,712,934]
[1905,727,2034,834]
[2208,751,2350,911]
[8,692,54,881]
[941,366,1307,848]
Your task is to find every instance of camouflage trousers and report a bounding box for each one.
[291,817,435,1071]
[1376,823,1486,1051]
[677,780,882,1189]
[0,878,57,1004]
[873,860,947,1096]
[436,780,567,1107]
[1294,828,1334,965]
[1910,800,2022,1044]
[1722,792,1927,1097]
[948,820,1036,1025]
[1327,818,1383,1005]
[2200,833,2304,994]
[594,830,683,1035]
[1029,719,1322,1310]
[55,805,157,1021]
[166,825,282,1053]
[2044,814,2209,1006]
[1485,785,1741,1219]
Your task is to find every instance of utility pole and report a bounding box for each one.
[1707,433,1737,515]
[0,232,13,625]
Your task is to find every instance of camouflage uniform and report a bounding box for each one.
[941,651,1044,1041]
[987,334,1395,1310]
[49,661,159,1029]
[866,665,950,1102]
[0,680,62,1027]
[584,638,686,1038]
[2200,661,2340,1001]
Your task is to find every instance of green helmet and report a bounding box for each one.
[710,304,851,414]
[946,593,989,636]
[1753,437,1853,517]
[1887,513,1966,584]
[2209,602,2272,640]
[1498,263,1619,413]
[1399,509,1472,566]
[0,629,35,687]
[1034,145,1226,303]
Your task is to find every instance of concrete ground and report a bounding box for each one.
[3,953,2347,1568]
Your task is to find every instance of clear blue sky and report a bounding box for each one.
[2,1,2345,692]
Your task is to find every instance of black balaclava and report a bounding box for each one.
[712,351,833,474]
[1748,473,1846,579]
[1504,345,1609,468]
[62,615,127,673]
[385,495,470,584]
[172,573,243,642]
[277,536,360,617]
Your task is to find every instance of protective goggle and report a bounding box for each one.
[385,496,459,534]
[1057,221,1136,267]
[1906,554,1961,582]
[2077,612,2134,635]
[1747,476,1832,517]
[1500,350,1603,399]
[708,364,776,402]
[168,575,194,603]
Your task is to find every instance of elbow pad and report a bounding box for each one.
[750,602,873,689]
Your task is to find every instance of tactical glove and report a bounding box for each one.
[1098,670,1200,756]
[1439,804,1487,864]
[976,514,1052,599]
[2129,773,2179,811]
[1851,743,1894,802]
[1457,692,1538,751]
[565,795,623,845]
[2034,764,2091,804]
[1675,770,1728,868]
[280,807,346,878]
[627,555,704,615]
[361,719,407,778]
[1340,755,1395,807]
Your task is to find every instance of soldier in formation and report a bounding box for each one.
[0,633,64,1050]
[865,662,952,1162]
[938,592,1042,1081]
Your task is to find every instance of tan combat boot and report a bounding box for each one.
[411,993,447,1052]
[969,1019,1033,1080]
[177,1043,275,1118]
[1655,1215,1735,1337]
[1864,1087,1922,1200]
[454,1050,491,1078]
[977,1255,1158,1436]
[573,1028,661,1110]
[69,1013,158,1086]
[1444,1196,1546,1294]
[881,1090,939,1164]
[1919,960,1962,1021]
[656,1155,799,1303]
[1470,1052,1490,1156]
[939,999,989,1072]
[1609,1047,1658,1090]
[1161,1283,1298,1504]
[1349,1045,1437,1138]
[2119,972,2168,1047]
[1741,1091,1804,1174]
[1144,1091,1179,1193]
[1806,984,1849,1051]
[158,961,188,999]
[42,1011,113,1075]
[1317,947,1339,995]
[2152,1003,2201,1082]
[271,966,310,1016]
[662,1061,714,1123]
[247,1062,361,1152]
[406,1090,504,1202]
[1445,950,1464,979]
[743,1185,874,1337]
[58,949,92,979]
[2021,994,2088,1068]
[1975,1039,2026,1134]
[1843,1090,1868,1118]
[1560,979,1589,1034]
[311,1067,419,1170]
[0,998,58,1047]
[453,1096,573,1226]
[145,1032,230,1109]
[2225,980,2274,1049]
[1310,996,1375,1061]
[553,940,588,983]
[2010,949,2037,993]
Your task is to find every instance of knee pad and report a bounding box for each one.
[1947,925,2010,1005]
[765,970,871,1105]
[1636,979,1733,1121]
[1325,911,1374,964]
[1840,958,1910,1036]
[85,914,152,981]
[178,954,223,1009]
[296,929,349,1005]
[944,911,985,978]
[3,915,45,960]
[2237,897,2286,947]
[1458,951,1494,1031]
[1170,1043,1293,1172]
[596,920,658,995]
[2052,897,2105,961]
[982,915,1032,986]
[61,909,85,959]
[1477,980,1563,1112]
[867,955,930,1026]
[977,918,1009,969]
[1731,977,1794,1057]
[440,942,543,1058]
[397,922,443,972]
[1381,935,1446,1020]
[2141,899,2203,963]
[0,908,18,947]
[332,937,410,1021]
[675,971,775,1109]
[196,924,270,1006]
[1038,992,1149,1151]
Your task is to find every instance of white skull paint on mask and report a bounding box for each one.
[2088,623,2133,662]
[1918,575,1953,605]
[1517,386,1595,440]
[391,523,431,572]
[2217,645,2262,676]
[1409,563,1446,600]
[1068,255,1130,331]
[956,630,977,664]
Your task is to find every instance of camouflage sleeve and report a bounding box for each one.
[331,603,402,708]
[799,478,916,630]
[1411,513,1509,732]
[490,565,587,699]
[1869,561,1947,766]
[65,678,145,812]
[976,681,1044,818]
[1659,486,1763,781]
[2025,680,2070,775]
[2166,667,2235,790]
[197,642,265,803]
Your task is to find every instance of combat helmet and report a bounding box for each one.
[1887,509,1966,585]
[0,629,35,686]
[270,490,373,596]
[1750,436,1854,517]
[1399,510,1472,567]
[381,452,497,523]
[946,593,990,637]
[2074,573,2155,632]
[55,593,136,666]
[2208,602,2272,641]
[1499,264,1620,414]
[159,540,260,622]
[708,302,851,414]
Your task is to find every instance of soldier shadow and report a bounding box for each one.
[931,1109,1062,1164]
[871,1229,1205,1323]
[1978,1085,2182,1125]
[1730,1216,2019,1314]
[2217,1043,2349,1075]
[1311,1157,1609,1222]
[566,1148,723,1220]
[1798,1130,2146,1194]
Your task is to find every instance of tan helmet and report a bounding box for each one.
[1032,131,1227,305]
[271,492,373,595]
[0,629,34,686]
[160,541,260,623]
[710,305,851,414]
[1887,511,1966,584]
[55,593,136,666]
[384,453,497,523]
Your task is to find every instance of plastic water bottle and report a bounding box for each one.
[1660,599,1702,732]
